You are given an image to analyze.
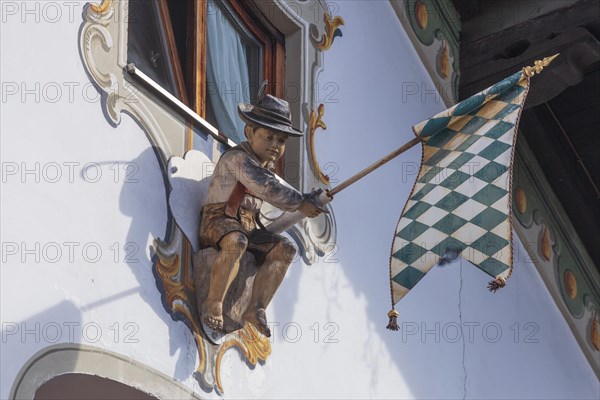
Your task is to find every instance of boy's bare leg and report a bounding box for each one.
[242,239,296,337]
[202,232,248,330]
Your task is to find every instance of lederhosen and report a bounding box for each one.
[199,155,288,266]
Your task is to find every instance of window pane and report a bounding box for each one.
[127,0,178,96]
[205,0,261,143]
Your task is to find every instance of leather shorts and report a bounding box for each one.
[199,202,286,265]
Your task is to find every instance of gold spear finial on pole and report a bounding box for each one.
[327,53,561,200]
[523,53,560,77]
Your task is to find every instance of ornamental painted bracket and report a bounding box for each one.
[390,0,461,105]
[310,12,345,51]
[155,150,272,394]
[79,0,182,158]
[79,0,342,393]
[307,104,330,185]
[79,0,271,394]
[298,6,344,262]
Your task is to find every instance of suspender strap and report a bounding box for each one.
[255,212,267,230]
[225,181,248,218]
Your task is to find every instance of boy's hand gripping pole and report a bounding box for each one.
[266,137,420,234]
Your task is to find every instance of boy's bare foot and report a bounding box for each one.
[201,301,224,331]
[203,314,223,331]
[242,308,271,337]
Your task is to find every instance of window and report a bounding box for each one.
[127,0,286,147]
[34,373,158,400]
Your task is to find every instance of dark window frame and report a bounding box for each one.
[160,0,287,172]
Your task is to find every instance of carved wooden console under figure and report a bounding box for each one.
[161,148,330,391]
[159,150,273,393]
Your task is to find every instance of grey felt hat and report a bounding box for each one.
[238,81,303,137]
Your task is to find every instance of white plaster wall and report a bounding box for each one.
[0,1,199,397]
[257,1,600,399]
[1,1,598,399]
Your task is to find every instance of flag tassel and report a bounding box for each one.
[386,309,399,331]
[487,277,506,293]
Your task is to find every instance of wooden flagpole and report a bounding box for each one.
[327,137,421,197]
[268,137,421,233]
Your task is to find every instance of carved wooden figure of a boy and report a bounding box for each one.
[199,89,323,337]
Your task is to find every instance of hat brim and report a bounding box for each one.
[238,104,303,137]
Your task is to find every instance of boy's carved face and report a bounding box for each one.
[246,126,289,166]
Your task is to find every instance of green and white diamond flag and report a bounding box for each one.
[389,70,531,307]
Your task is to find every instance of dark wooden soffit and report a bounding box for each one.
[452,0,600,271]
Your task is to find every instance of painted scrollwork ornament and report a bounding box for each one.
[80,0,343,393]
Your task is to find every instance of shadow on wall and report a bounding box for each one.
[117,146,196,382]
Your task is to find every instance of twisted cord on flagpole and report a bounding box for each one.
[383,54,560,329]
[307,55,560,330]
[488,54,559,293]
